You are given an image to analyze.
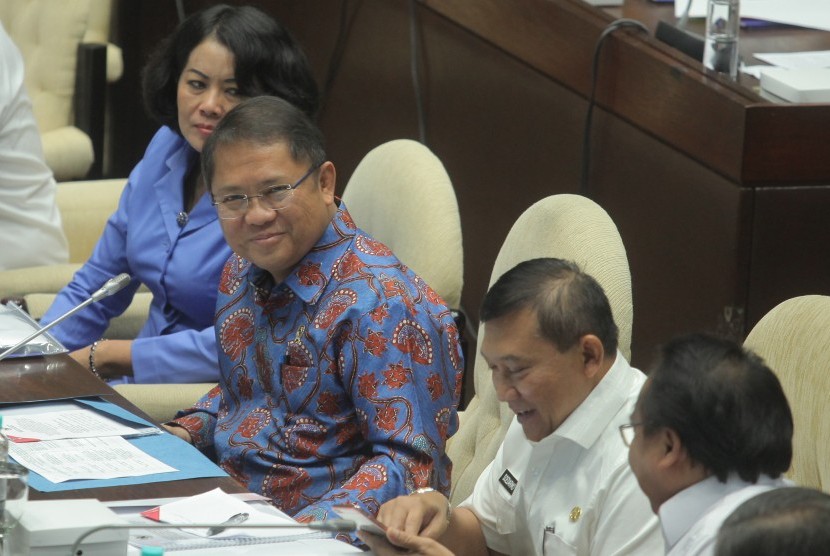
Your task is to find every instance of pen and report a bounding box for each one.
[207,512,250,536]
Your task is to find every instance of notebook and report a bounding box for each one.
[760,68,830,103]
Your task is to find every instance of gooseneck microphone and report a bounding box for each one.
[0,273,132,361]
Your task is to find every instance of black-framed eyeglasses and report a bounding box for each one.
[619,422,644,447]
[211,161,324,220]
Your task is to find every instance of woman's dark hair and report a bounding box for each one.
[142,4,318,132]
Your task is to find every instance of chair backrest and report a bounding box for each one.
[743,295,830,491]
[56,178,126,263]
[447,193,633,505]
[342,139,463,309]
[0,0,123,180]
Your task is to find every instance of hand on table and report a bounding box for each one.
[359,528,455,556]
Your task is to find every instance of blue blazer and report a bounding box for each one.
[41,127,231,383]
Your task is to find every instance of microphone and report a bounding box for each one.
[0,273,132,361]
[69,519,358,554]
[176,211,189,227]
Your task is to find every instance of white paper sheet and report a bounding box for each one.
[8,436,177,483]
[154,488,310,539]
[675,0,830,33]
[4,408,158,441]
[754,50,830,69]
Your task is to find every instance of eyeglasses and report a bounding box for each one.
[211,161,323,220]
[618,422,644,447]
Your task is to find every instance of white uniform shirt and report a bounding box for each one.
[0,22,68,271]
[661,473,789,556]
[459,352,662,555]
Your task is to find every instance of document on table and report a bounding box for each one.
[3,407,159,441]
[674,0,830,33]
[127,488,335,551]
[753,50,830,69]
[8,436,177,483]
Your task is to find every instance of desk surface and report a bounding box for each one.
[0,354,246,501]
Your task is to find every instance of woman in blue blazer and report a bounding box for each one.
[40,4,318,384]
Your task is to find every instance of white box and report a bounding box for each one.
[760,67,830,103]
[15,499,128,556]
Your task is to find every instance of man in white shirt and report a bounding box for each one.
[362,258,662,555]
[623,333,793,556]
[0,22,68,271]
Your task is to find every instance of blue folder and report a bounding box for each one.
[2,396,227,492]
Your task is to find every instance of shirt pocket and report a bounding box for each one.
[543,528,577,556]
[493,477,519,534]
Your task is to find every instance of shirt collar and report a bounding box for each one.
[248,203,358,305]
[659,473,781,550]
[536,351,630,449]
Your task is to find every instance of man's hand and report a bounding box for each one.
[359,527,455,556]
[163,424,193,444]
[377,490,451,538]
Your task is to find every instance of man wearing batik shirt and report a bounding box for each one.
[165,96,463,533]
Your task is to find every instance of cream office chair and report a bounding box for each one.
[447,193,633,505]
[342,138,464,310]
[0,178,151,340]
[743,295,830,491]
[0,0,123,180]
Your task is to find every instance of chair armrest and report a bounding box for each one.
[0,264,82,299]
[41,127,94,182]
[113,383,217,425]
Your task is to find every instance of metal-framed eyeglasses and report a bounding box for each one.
[211,161,324,220]
[618,422,644,447]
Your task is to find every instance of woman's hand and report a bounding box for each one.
[70,339,133,380]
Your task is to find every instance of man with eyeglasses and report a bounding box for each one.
[624,333,793,556]
[165,96,463,536]
[362,258,661,555]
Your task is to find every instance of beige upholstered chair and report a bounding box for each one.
[0,0,123,180]
[342,139,463,309]
[0,177,210,424]
[0,178,151,340]
[446,194,633,505]
[114,383,217,424]
[743,295,830,491]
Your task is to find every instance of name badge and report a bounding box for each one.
[499,469,518,495]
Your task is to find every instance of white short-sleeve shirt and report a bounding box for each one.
[459,352,662,556]
[0,22,68,271]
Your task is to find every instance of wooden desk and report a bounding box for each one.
[0,354,245,501]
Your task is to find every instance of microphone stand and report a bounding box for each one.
[69,519,357,555]
[0,273,132,362]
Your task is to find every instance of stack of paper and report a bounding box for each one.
[759,68,830,102]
